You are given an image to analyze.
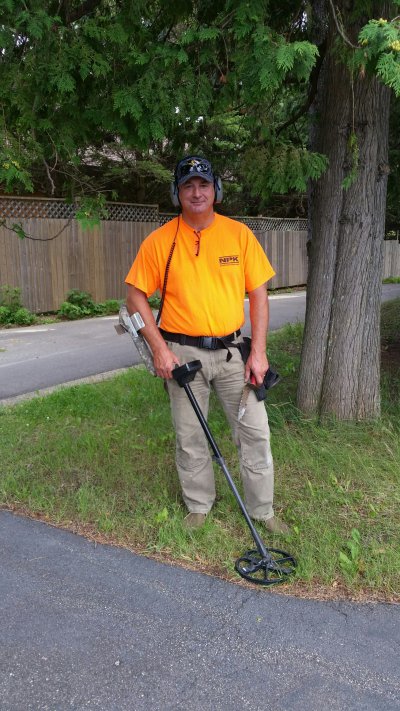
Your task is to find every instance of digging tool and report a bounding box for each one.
[172,360,297,586]
[237,336,281,421]
[238,368,281,421]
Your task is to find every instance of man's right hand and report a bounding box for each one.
[152,344,180,379]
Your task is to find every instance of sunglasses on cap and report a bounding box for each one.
[175,157,214,185]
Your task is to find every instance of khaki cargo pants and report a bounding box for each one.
[165,339,275,521]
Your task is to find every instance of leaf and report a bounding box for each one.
[11,223,27,240]
[376,53,400,95]
[276,44,295,72]
[155,507,169,523]
[339,551,352,565]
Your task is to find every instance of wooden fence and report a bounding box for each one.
[0,197,399,313]
[383,239,400,280]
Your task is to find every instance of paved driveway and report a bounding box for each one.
[1,511,399,711]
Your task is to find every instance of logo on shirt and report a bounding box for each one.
[219,255,239,266]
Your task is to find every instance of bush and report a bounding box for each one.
[13,308,37,326]
[383,276,400,284]
[58,291,122,319]
[0,285,22,312]
[0,285,37,326]
[58,302,84,320]
[65,289,96,311]
[58,290,96,319]
[0,305,11,324]
[148,295,161,310]
[96,299,121,315]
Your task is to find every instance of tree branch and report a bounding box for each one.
[64,0,102,24]
[327,0,358,49]
[276,39,327,136]
[43,159,56,195]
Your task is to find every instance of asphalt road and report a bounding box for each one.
[1,284,399,403]
[1,510,399,711]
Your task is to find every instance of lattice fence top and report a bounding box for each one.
[0,197,307,230]
[0,197,159,222]
[159,213,178,225]
[234,216,308,231]
[159,212,308,231]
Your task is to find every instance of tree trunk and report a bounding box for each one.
[297,2,391,419]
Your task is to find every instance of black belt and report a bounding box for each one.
[160,328,241,350]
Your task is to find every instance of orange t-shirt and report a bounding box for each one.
[125,213,275,336]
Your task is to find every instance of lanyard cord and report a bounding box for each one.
[156,215,180,326]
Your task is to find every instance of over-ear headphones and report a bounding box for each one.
[170,155,223,207]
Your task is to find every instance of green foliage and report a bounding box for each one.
[0,285,37,325]
[358,17,400,96]
[0,306,11,324]
[65,289,95,310]
[59,290,95,319]
[0,156,34,194]
[148,294,161,310]
[75,195,109,230]
[58,290,121,319]
[0,285,23,312]
[98,299,122,315]
[339,529,362,579]
[241,145,328,200]
[58,302,84,320]
[13,307,36,326]
[0,1,399,220]
[0,1,322,210]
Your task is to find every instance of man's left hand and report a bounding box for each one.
[244,350,269,386]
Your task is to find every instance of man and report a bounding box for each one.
[125,155,289,533]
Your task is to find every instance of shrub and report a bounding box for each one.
[383,276,400,284]
[0,306,11,324]
[0,285,23,312]
[58,302,83,320]
[65,289,95,311]
[96,299,121,315]
[148,295,161,310]
[0,285,37,326]
[13,308,37,326]
[58,291,122,319]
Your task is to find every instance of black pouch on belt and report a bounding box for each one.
[238,336,281,401]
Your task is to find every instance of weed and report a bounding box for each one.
[339,528,362,579]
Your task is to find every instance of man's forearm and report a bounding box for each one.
[246,284,269,384]
[126,285,166,354]
[248,284,269,353]
[126,284,180,378]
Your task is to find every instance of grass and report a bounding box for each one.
[383,276,400,284]
[1,311,399,602]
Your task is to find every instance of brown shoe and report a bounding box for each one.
[183,513,207,529]
[260,516,290,535]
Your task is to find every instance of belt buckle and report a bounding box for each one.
[200,336,217,349]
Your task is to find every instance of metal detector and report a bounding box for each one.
[172,360,297,586]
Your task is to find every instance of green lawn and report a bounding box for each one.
[1,304,399,602]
